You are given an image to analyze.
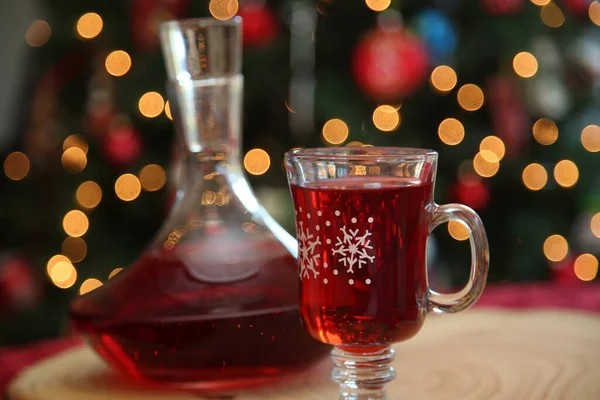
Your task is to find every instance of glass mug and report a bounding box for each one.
[285,147,489,399]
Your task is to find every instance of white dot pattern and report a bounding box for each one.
[366,279,372,285]
[333,269,339,275]
[351,217,357,223]
[326,221,331,227]
[324,278,328,284]
[349,279,354,285]
[368,217,374,223]
[307,213,311,219]
[335,210,340,216]
[318,211,322,216]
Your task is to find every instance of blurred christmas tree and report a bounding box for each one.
[1,0,599,345]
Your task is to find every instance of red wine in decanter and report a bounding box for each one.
[70,243,329,388]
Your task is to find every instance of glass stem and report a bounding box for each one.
[331,346,395,400]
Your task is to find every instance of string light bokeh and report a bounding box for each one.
[244,149,271,176]
[438,118,464,146]
[25,20,51,47]
[574,254,598,281]
[513,52,538,78]
[541,2,565,28]
[80,278,103,295]
[543,234,568,262]
[76,12,103,39]
[591,213,600,239]
[430,65,458,94]
[522,163,548,191]
[322,118,349,145]
[3,152,30,181]
[115,174,142,201]
[457,84,484,111]
[61,147,87,173]
[138,92,165,118]
[372,105,400,132]
[139,164,167,192]
[105,50,132,77]
[473,150,499,178]
[76,181,102,209]
[532,118,558,145]
[479,136,505,161]
[365,0,391,12]
[63,210,89,237]
[61,237,87,263]
[553,160,579,188]
[448,221,469,241]
[581,125,600,152]
[209,0,239,20]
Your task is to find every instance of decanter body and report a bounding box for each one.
[69,17,329,390]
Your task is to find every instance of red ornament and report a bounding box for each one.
[131,0,190,50]
[352,28,429,101]
[0,254,42,314]
[481,0,524,15]
[452,176,490,210]
[551,256,580,285]
[237,5,279,47]
[562,0,592,15]
[103,125,143,167]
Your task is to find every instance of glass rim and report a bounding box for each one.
[285,146,438,162]
[159,16,242,30]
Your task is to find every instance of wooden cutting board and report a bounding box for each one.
[7,310,600,400]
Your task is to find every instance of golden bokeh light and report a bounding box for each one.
[25,20,51,47]
[590,1,600,26]
[430,65,458,93]
[532,118,558,145]
[76,12,103,39]
[457,84,484,111]
[105,50,131,77]
[138,92,165,118]
[553,160,579,188]
[244,149,271,176]
[479,136,505,161]
[51,261,77,289]
[80,278,103,295]
[61,147,87,173]
[438,118,465,146]
[522,163,548,191]
[372,105,401,132]
[76,181,102,209]
[541,2,565,28]
[543,234,568,262]
[109,268,123,279]
[4,152,30,181]
[574,254,598,281]
[591,213,600,238]
[115,173,142,201]
[46,255,71,277]
[63,210,89,237]
[512,52,538,78]
[322,118,349,145]
[531,0,551,5]
[209,0,239,20]
[62,237,87,263]
[139,164,167,192]
[473,150,499,178]
[448,220,469,241]
[62,134,88,154]
[581,125,600,152]
[365,0,391,12]
[165,100,173,120]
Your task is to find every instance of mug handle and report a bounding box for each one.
[427,203,490,313]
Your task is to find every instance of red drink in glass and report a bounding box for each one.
[291,177,433,350]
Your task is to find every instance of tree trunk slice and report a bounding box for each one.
[7,310,600,400]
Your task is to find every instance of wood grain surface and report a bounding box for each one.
[7,310,600,400]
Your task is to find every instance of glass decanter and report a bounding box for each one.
[69,17,330,390]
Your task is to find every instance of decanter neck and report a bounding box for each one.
[168,74,243,166]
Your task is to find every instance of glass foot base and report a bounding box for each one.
[331,347,395,400]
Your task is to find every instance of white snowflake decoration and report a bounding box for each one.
[298,221,321,280]
[331,225,375,274]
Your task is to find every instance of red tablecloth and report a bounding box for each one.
[1,283,599,394]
